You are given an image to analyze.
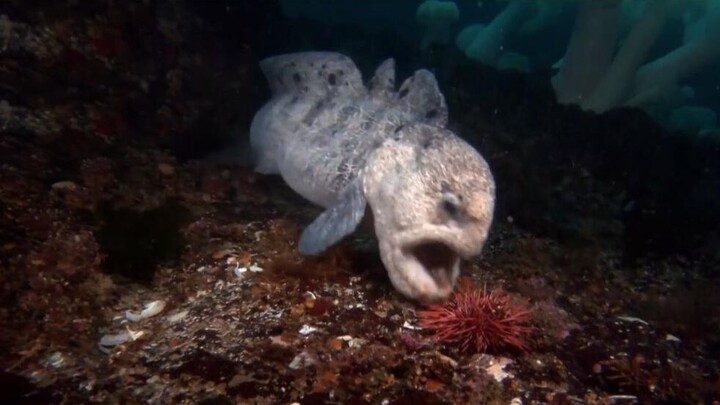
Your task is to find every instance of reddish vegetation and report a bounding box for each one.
[418,278,533,354]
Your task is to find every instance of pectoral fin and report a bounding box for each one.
[298,179,367,255]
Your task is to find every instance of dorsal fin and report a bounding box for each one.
[394,69,448,128]
[259,52,366,99]
[368,58,396,98]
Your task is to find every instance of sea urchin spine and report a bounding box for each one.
[417,280,533,354]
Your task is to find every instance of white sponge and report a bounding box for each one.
[416,0,460,49]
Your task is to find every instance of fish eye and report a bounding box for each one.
[441,192,461,217]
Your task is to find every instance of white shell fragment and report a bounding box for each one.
[485,356,514,382]
[233,263,263,278]
[348,337,366,348]
[617,315,649,325]
[335,335,365,348]
[166,310,189,324]
[51,181,77,191]
[298,324,318,335]
[46,352,65,368]
[288,351,316,370]
[608,395,638,403]
[665,334,681,342]
[434,352,458,368]
[402,321,422,330]
[98,327,145,353]
[125,300,166,322]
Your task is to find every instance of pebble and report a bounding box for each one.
[125,300,166,322]
[51,181,77,190]
[157,163,175,176]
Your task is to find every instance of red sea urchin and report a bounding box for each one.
[417,279,533,353]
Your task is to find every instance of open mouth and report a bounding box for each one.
[404,241,460,292]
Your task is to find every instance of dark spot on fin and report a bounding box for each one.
[395,69,448,127]
[258,51,365,98]
[302,98,327,126]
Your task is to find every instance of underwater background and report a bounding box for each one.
[1,0,719,404]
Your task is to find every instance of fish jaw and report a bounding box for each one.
[377,221,489,303]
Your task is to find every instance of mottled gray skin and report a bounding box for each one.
[250,52,495,302]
